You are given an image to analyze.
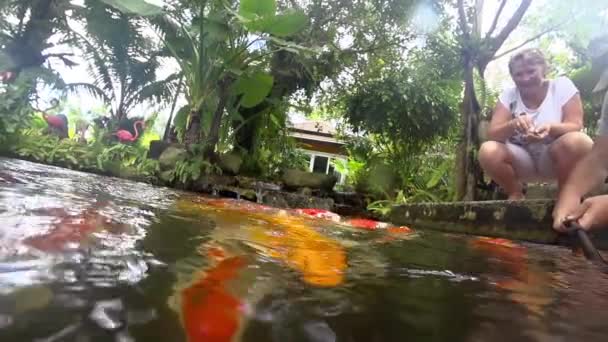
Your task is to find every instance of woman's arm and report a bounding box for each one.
[549,93,584,137]
[554,136,608,231]
[487,102,531,142]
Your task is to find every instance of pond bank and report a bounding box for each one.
[0,153,370,217]
[388,200,608,249]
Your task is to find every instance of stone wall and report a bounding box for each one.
[389,200,558,243]
[389,199,608,249]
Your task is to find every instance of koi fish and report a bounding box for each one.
[471,236,554,316]
[181,256,247,342]
[346,218,389,230]
[23,205,121,252]
[472,237,519,249]
[294,208,341,222]
[387,226,413,234]
[247,213,347,287]
[471,238,530,292]
[202,198,273,213]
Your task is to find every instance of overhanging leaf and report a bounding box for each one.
[205,15,230,41]
[100,0,164,16]
[264,11,308,37]
[234,72,274,108]
[239,0,276,19]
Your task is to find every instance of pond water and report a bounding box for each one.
[0,157,608,342]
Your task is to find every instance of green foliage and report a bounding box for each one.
[154,0,310,151]
[96,143,140,170]
[332,157,365,187]
[12,134,98,169]
[238,106,308,179]
[238,0,308,38]
[100,0,165,16]
[346,73,456,150]
[67,0,177,120]
[11,128,160,181]
[366,147,455,215]
[170,157,221,184]
[344,54,460,156]
[239,0,276,18]
[234,72,274,108]
[0,75,35,138]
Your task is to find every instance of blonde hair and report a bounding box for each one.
[508,48,548,76]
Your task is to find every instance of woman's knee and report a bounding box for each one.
[550,132,593,162]
[479,141,508,167]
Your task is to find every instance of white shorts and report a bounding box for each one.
[505,143,556,182]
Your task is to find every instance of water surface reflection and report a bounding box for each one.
[1,158,608,341]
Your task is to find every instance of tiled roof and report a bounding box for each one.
[290,121,337,136]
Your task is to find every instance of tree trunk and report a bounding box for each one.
[204,79,232,158]
[184,110,202,146]
[232,103,266,153]
[163,79,184,142]
[455,58,481,201]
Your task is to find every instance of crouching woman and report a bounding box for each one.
[478,48,593,200]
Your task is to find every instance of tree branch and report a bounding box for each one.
[457,0,470,39]
[492,19,570,60]
[489,0,532,54]
[485,0,507,39]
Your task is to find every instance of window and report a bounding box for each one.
[312,155,329,173]
[304,152,347,185]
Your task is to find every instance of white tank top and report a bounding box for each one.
[498,76,579,147]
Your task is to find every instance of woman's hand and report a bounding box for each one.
[556,195,608,231]
[511,114,534,134]
[524,124,550,143]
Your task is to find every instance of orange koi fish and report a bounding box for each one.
[203,198,273,213]
[23,205,120,252]
[248,213,347,287]
[387,226,413,234]
[181,256,247,342]
[346,218,389,230]
[470,236,552,316]
[294,208,341,222]
[470,237,525,259]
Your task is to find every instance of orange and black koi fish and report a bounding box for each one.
[181,256,247,342]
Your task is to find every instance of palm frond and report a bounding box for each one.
[125,72,182,111]
[65,82,114,108]
[73,30,115,95]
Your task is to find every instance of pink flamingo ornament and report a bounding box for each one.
[113,120,145,143]
[42,113,66,130]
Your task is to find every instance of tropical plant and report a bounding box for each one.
[366,145,456,215]
[0,0,77,78]
[0,74,36,139]
[65,0,177,122]
[332,157,366,187]
[12,133,99,169]
[236,104,309,178]
[153,0,310,157]
[170,158,214,185]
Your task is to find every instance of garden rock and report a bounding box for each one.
[282,169,337,192]
[218,152,243,175]
[159,146,187,170]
